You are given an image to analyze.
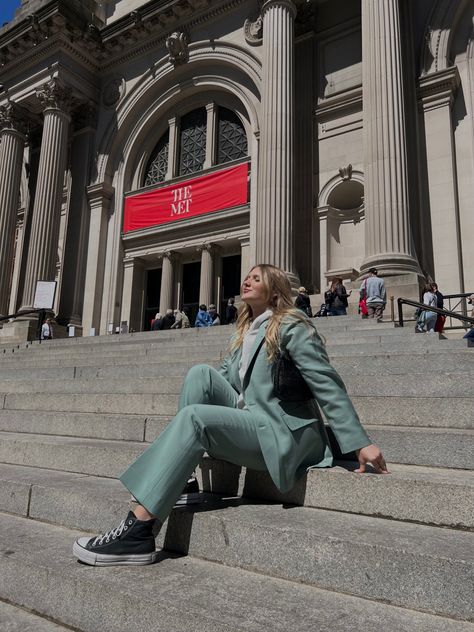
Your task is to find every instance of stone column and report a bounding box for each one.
[59,106,97,333]
[360,0,420,276]
[198,243,214,306]
[256,0,298,284]
[20,79,71,310]
[121,257,145,332]
[419,68,463,292]
[82,183,114,335]
[0,104,27,315]
[239,237,251,283]
[159,251,175,313]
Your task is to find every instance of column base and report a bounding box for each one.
[0,319,40,343]
[359,253,421,277]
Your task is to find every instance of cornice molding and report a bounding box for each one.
[418,66,461,111]
[0,0,248,76]
[315,86,362,121]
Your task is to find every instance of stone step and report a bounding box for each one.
[0,370,470,398]
[365,425,474,469]
[0,600,72,632]
[1,458,472,530]
[1,392,471,434]
[351,396,474,429]
[2,514,470,632]
[0,410,150,441]
[157,502,474,621]
[0,349,471,381]
[0,432,145,478]
[0,414,472,480]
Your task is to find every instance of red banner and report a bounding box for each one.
[123,162,249,233]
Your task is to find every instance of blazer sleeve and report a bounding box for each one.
[281,320,371,454]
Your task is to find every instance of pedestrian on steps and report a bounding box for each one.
[73,264,388,567]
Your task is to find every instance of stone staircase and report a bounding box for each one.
[0,318,473,631]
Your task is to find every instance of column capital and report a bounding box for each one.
[0,102,28,136]
[36,79,72,116]
[161,249,176,260]
[261,0,297,19]
[86,182,115,206]
[196,242,215,254]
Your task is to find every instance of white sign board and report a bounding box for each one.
[33,281,57,310]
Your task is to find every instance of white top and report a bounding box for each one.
[423,291,437,308]
[236,309,273,409]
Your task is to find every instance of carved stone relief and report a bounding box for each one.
[244,13,263,46]
[102,76,125,107]
[166,31,189,65]
[36,78,72,113]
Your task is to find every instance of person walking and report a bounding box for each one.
[73,264,388,567]
[225,298,238,324]
[361,268,386,322]
[195,304,213,327]
[41,318,53,340]
[326,278,349,316]
[294,287,312,317]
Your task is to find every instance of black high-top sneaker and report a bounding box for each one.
[73,511,158,566]
[175,476,200,506]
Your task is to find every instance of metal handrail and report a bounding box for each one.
[0,309,46,341]
[397,298,474,328]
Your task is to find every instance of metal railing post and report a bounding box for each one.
[397,298,404,327]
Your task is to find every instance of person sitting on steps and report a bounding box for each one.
[73,264,388,567]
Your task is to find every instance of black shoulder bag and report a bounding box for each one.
[272,351,313,402]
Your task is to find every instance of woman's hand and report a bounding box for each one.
[355,444,389,474]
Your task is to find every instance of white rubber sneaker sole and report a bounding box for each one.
[73,538,158,566]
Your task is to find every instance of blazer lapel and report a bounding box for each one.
[242,321,268,390]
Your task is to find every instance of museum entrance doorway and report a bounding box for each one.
[220,254,241,323]
[181,261,201,325]
[143,268,162,331]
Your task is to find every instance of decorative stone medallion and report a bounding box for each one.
[244,13,263,46]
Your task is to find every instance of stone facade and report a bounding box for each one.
[0,0,473,338]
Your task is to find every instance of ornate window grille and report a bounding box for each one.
[144,130,169,186]
[178,108,207,175]
[217,107,248,164]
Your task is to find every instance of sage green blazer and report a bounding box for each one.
[219,318,371,492]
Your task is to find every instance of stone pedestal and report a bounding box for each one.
[360,0,420,277]
[256,0,299,286]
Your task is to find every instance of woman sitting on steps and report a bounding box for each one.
[73,264,388,567]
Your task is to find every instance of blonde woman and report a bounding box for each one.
[73,264,387,566]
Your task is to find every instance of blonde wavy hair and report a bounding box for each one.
[229,264,315,361]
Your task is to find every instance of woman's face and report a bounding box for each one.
[241,267,268,309]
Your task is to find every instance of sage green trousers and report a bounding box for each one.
[119,364,267,522]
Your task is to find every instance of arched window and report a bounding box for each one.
[178,107,207,176]
[217,107,248,164]
[142,104,249,187]
[144,130,169,186]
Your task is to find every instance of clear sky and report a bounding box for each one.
[0,0,22,26]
